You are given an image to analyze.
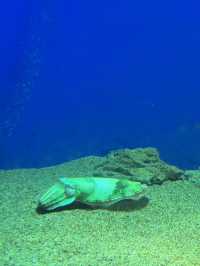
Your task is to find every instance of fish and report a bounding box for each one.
[38,177,147,211]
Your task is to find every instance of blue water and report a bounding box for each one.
[1,0,200,169]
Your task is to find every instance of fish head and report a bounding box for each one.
[37,177,76,211]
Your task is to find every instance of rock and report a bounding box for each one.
[184,170,200,187]
[93,147,184,185]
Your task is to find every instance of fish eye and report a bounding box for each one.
[65,185,75,196]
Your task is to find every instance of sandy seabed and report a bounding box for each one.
[1,159,200,266]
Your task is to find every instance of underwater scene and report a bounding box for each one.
[1,1,200,265]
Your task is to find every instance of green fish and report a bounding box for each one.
[38,177,147,211]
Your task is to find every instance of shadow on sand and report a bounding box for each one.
[36,196,149,214]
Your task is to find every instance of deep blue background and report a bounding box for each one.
[1,0,200,169]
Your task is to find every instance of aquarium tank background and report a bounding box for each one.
[0,0,200,170]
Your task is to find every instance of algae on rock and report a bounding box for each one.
[92,147,184,185]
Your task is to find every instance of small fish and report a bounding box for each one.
[38,177,147,211]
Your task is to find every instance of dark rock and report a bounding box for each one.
[93,147,184,185]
